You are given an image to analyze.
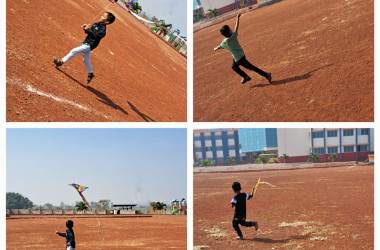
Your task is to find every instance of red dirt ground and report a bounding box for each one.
[194,165,374,249]
[194,0,373,122]
[7,215,187,249]
[6,0,187,122]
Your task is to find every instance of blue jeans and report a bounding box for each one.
[62,43,93,73]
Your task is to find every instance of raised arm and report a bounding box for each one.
[214,45,223,51]
[234,12,241,32]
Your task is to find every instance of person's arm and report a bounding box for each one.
[231,197,236,208]
[214,45,223,51]
[234,12,241,33]
[56,231,66,237]
[83,23,92,33]
[85,24,106,39]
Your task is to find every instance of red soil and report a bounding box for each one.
[7,215,187,249]
[6,0,187,122]
[194,0,373,122]
[194,165,374,249]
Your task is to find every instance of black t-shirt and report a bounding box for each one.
[231,192,252,218]
[58,228,76,248]
[83,22,106,50]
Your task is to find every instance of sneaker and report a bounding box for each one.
[266,72,272,83]
[254,221,259,231]
[236,236,244,240]
[87,73,95,84]
[241,76,251,84]
[53,57,63,67]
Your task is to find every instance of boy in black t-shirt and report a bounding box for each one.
[231,182,258,240]
[56,220,76,249]
[53,12,115,84]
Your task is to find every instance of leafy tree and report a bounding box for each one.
[75,201,88,214]
[59,201,66,209]
[255,156,269,164]
[207,8,221,19]
[6,192,34,209]
[328,153,337,162]
[130,2,142,14]
[240,0,249,8]
[201,159,210,166]
[151,16,159,23]
[96,199,112,211]
[194,12,205,21]
[308,153,321,163]
[150,202,167,212]
[280,153,290,163]
[43,203,55,209]
[226,157,236,165]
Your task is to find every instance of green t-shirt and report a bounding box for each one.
[220,31,245,62]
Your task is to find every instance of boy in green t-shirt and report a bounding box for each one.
[214,13,271,84]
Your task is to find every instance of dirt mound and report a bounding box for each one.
[7,0,186,122]
[194,0,373,122]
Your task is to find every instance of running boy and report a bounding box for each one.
[53,12,116,84]
[214,13,271,84]
[56,220,76,250]
[231,182,258,240]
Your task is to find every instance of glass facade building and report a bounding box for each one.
[238,128,278,153]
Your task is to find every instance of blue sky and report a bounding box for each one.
[137,0,187,36]
[7,128,187,206]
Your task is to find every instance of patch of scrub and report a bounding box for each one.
[193,246,210,250]
[310,236,328,241]
[201,226,227,238]
[279,221,310,228]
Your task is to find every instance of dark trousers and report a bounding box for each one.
[232,217,256,237]
[232,56,267,78]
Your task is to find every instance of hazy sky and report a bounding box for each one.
[7,128,187,206]
[137,0,187,36]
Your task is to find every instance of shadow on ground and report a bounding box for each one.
[249,234,311,243]
[56,68,129,116]
[250,64,333,88]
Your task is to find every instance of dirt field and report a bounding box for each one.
[6,0,186,122]
[194,0,373,122]
[7,215,187,249]
[194,165,374,249]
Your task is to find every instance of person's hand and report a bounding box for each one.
[56,231,59,234]
[214,47,218,51]
[84,24,91,31]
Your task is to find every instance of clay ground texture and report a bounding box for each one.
[7,216,186,249]
[194,165,374,249]
[194,0,373,122]
[6,0,186,122]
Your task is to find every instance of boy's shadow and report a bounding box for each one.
[56,68,129,116]
[250,64,333,88]
[243,234,310,243]
[245,234,311,243]
[127,101,155,122]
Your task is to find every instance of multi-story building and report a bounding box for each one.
[277,128,374,163]
[238,128,278,163]
[193,129,247,166]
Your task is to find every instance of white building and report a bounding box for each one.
[277,128,374,163]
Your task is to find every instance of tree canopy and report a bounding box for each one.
[6,192,34,209]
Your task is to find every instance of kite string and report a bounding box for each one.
[87,2,113,25]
